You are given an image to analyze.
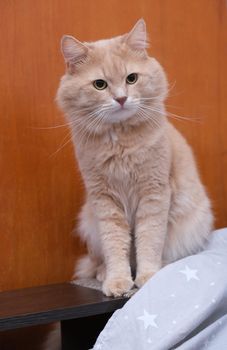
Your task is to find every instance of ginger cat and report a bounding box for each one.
[57,19,213,297]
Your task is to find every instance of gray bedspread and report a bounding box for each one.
[92,228,227,350]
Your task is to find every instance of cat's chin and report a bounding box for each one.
[107,108,137,124]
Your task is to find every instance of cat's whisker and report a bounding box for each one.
[138,105,164,121]
[138,111,160,129]
[139,103,165,112]
[83,116,102,147]
[71,108,110,125]
[71,104,110,117]
[90,113,106,144]
[84,118,103,146]
[74,120,95,148]
[165,104,184,110]
[167,80,177,94]
[76,110,107,148]
[31,124,70,130]
[138,96,163,101]
[59,115,97,149]
[166,112,202,123]
[73,126,86,146]
[32,107,108,131]
[69,110,106,131]
[71,109,101,120]
[33,106,109,131]
[166,80,184,98]
[139,105,163,125]
[137,107,162,129]
[31,119,84,130]
[49,131,73,158]
[139,103,201,124]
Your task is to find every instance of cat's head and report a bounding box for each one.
[57,19,168,135]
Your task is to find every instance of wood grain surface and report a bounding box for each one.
[0,0,226,302]
[0,283,127,330]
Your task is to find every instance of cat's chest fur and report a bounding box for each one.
[97,129,146,186]
[77,126,169,225]
[89,133,140,224]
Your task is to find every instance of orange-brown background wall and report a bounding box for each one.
[0,0,227,348]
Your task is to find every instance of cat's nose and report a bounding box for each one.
[115,96,127,106]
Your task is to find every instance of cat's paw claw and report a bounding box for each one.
[102,277,134,297]
[135,272,155,288]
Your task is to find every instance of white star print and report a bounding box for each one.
[179,265,200,281]
[137,310,158,329]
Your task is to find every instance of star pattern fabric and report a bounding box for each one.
[179,265,200,281]
[92,229,227,350]
[137,310,158,329]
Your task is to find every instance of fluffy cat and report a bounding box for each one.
[57,19,213,297]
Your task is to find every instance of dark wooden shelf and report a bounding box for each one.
[0,283,128,331]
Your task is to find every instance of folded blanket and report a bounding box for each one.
[93,228,227,350]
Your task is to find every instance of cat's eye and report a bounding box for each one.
[126,73,138,84]
[93,79,108,90]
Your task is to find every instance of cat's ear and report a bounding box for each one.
[125,19,148,50]
[61,35,88,66]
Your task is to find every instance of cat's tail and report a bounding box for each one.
[72,255,106,282]
[73,255,98,279]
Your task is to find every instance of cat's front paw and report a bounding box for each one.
[135,271,156,288]
[102,277,134,297]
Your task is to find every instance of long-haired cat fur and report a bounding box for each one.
[57,19,213,298]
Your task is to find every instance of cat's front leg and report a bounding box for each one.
[92,195,133,297]
[135,186,170,288]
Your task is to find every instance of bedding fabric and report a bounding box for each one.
[92,228,227,350]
